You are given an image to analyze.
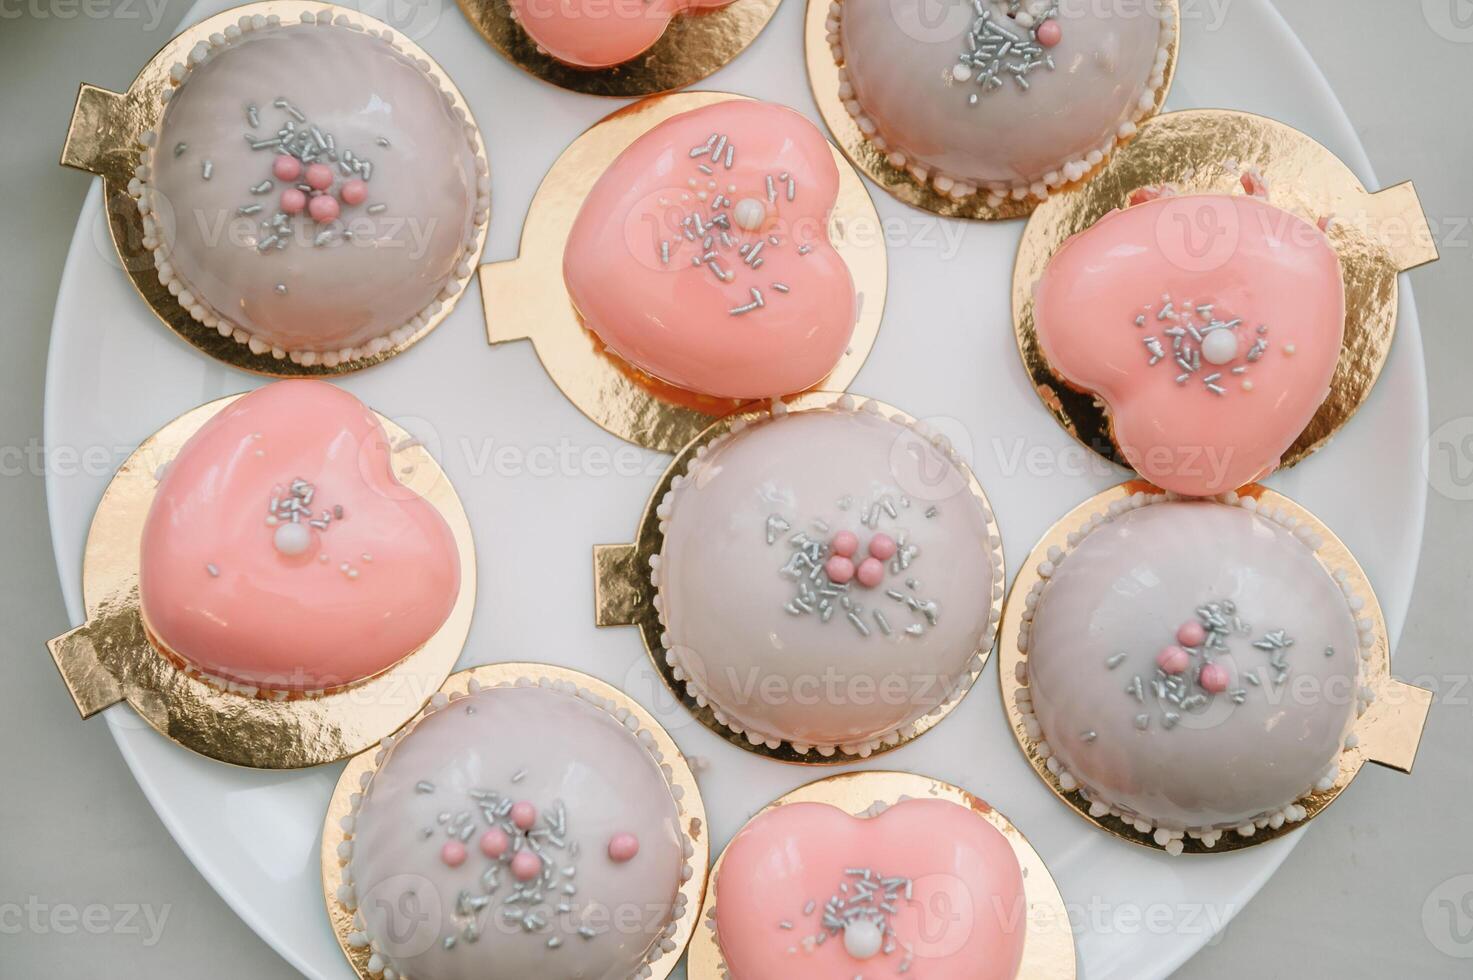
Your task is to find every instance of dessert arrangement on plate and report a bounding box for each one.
[47,0,1439,975]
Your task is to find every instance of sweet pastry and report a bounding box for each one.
[340,677,694,979]
[829,0,1175,204]
[509,0,736,69]
[564,100,858,400]
[653,397,1003,756]
[139,381,460,693]
[714,798,1026,979]
[134,12,490,366]
[1015,492,1376,851]
[1032,189,1345,496]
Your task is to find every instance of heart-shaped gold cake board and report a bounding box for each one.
[1013,108,1439,473]
[59,2,490,377]
[321,663,709,980]
[806,0,1180,220]
[482,91,887,453]
[593,392,1005,764]
[998,480,1431,855]
[686,770,1076,979]
[45,394,477,769]
[457,0,782,97]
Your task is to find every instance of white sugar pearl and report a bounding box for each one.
[732,197,766,231]
[1200,329,1238,365]
[273,521,312,556]
[843,918,883,960]
[952,63,972,82]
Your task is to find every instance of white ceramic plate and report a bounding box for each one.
[45,1,1426,976]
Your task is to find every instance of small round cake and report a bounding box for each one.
[136,12,489,365]
[830,0,1175,204]
[564,100,858,400]
[139,380,461,693]
[653,398,1003,756]
[342,678,693,979]
[1016,493,1376,851]
[510,0,736,69]
[714,799,1026,979]
[1032,189,1345,496]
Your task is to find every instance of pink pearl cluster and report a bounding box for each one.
[823,531,896,589]
[1155,619,1230,693]
[273,154,369,225]
[440,799,544,881]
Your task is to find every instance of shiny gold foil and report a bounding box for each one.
[997,480,1432,855]
[686,770,1076,978]
[45,395,477,769]
[593,392,1005,763]
[456,0,781,97]
[321,663,710,980]
[59,2,490,378]
[805,0,1180,221]
[1012,109,1438,472]
[482,91,888,453]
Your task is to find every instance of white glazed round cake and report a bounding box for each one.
[1015,493,1377,852]
[134,12,490,365]
[829,0,1175,204]
[653,397,1004,757]
[341,678,693,979]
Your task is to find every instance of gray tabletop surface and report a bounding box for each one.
[2,1,1469,976]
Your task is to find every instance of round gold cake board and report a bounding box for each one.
[457,0,782,97]
[592,391,1005,764]
[44,393,477,769]
[59,2,491,377]
[1012,108,1439,473]
[320,662,709,980]
[482,91,888,453]
[997,480,1432,855]
[686,770,1076,979]
[805,0,1180,220]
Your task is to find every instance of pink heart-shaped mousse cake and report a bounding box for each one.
[564,100,858,400]
[1033,192,1345,496]
[139,380,461,693]
[715,799,1027,980]
[510,0,736,69]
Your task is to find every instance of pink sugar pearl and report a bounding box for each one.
[1156,645,1190,675]
[830,531,859,558]
[825,555,856,584]
[867,533,897,561]
[1036,18,1062,47]
[1199,662,1231,694]
[856,557,884,589]
[272,154,302,182]
[510,801,537,831]
[280,188,307,215]
[1176,620,1206,648]
[308,194,340,224]
[510,850,542,882]
[340,178,368,206]
[305,162,334,191]
[607,833,640,863]
[440,840,467,868]
[479,828,510,859]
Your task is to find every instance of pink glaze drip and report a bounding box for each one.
[508,0,736,69]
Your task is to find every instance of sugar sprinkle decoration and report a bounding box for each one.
[1135,294,1268,395]
[953,1,1060,97]
[790,868,916,972]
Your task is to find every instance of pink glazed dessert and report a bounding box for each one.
[715,798,1027,979]
[564,100,858,400]
[1033,191,1346,496]
[138,381,460,692]
[510,0,736,69]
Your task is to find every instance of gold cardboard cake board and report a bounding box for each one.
[686,770,1076,979]
[805,0,1180,221]
[1012,108,1439,473]
[457,0,782,97]
[482,91,888,453]
[321,663,710,980]
[997,480,1432,855]
[592,391,1005,764]
[59,2,491,378]
[44,394,477,769]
